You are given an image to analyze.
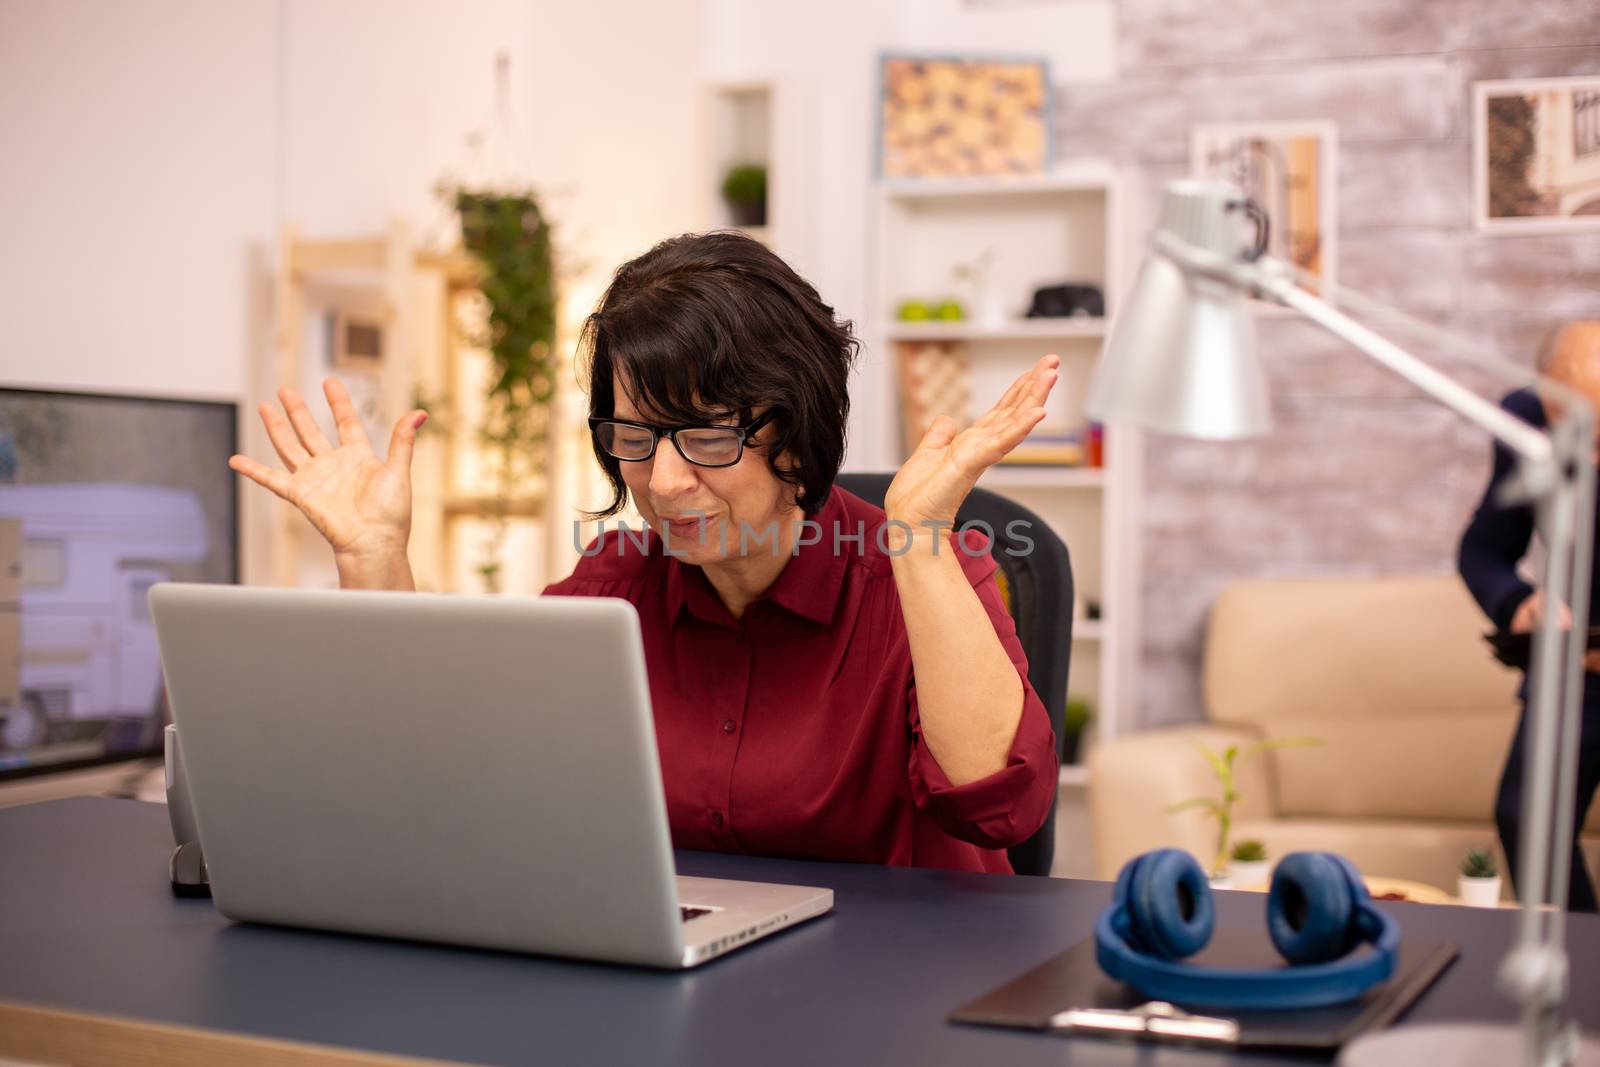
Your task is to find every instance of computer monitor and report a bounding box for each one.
[0,386,238,782]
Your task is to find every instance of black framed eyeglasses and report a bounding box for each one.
[588,410,777,469]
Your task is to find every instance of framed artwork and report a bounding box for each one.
[878,55,1051,179]
[1191,121,1338,299]
[300,286,388,442]
[328,309,386,371]
[1474,76,1600,233]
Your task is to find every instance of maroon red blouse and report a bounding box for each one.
[541,486,1057,873]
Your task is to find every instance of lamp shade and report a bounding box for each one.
[1084,181,1273,440]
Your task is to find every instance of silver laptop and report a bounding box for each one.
[148,583,832,968]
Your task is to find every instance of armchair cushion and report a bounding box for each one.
[1203,576,1521,727]
[1262,714,1518,822]
[1090,574,1600,886]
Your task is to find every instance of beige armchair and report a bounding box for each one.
[1089,574,1600,897]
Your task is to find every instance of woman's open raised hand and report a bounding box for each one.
[230,378,426,590]
[884,353,1059,531]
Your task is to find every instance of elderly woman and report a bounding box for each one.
[232,232,1059,873]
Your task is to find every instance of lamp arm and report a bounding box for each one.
[1268,254,1596,455]
[1551,451,1596,960]
[1265,271,1595,1067]
[1153,232,1556,473]
[1502,461,1594,1067]
[1154,230,1595,1067]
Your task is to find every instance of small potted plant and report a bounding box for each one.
[1458,848,1502,907]
[1062,697,1093,766]
[952,247,1005,326]
[721,163,768,228]
[1168,736,1323,881]
[1227,838,1272,891]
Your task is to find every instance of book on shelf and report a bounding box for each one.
[997,448,1085,467]
[999,425,1085,466]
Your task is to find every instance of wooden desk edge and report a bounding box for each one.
[0,998,471,1067]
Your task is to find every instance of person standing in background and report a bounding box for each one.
[1459,320,1600,913]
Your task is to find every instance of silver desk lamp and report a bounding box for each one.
[1085,180,1598,1067]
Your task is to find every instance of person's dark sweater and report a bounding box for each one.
[1458,387,1600,632]
[1459,387,1600,915]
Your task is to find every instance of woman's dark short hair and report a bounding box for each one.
[578,231,859,517]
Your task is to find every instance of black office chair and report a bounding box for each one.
[833,473,1073,877]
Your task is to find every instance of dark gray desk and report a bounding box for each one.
[2,797,1598,1066]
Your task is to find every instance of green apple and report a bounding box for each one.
[897,300,932,321]
[934,300,965,321]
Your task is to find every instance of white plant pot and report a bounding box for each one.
[1227,860,1272,891]
[1458,874,1502,907]
[977,287,1009,327]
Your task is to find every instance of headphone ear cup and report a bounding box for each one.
[1122,849,1215,961]
[1266,852,1368,964]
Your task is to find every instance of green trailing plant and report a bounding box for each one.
[1169,736,1324,878]
[454,189,558,592]
[410,386,455,439]
[951,247,997,297]
[720,163,768,205]
[1461,848,1499,879]
[1230,838,1268,864]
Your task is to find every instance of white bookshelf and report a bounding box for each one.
[877,160,1120,200]
[1072,620,1105,642]
[705,82,774,244]
[1059,765,1093,787]
[883,318,1106,343]
[871,167,1143,779]
[980,466,1106,490]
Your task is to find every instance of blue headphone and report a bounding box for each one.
[1095,849,1400,1011]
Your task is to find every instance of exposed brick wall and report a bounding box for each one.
[1054,1,1600,726]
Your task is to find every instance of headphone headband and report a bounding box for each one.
[1095,850,1400,1012]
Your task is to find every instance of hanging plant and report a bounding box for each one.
[454,189,558,592]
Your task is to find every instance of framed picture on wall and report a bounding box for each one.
[1474,76,1600,233]
[877,55,1051,179]
[1191,121,1338,303]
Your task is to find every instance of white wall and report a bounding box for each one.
[526,0,702,300]
[0,0,278,400]
[1,0,1102,572]
[280,0,531,239]
[281,0,700,326]
[699,0,1118,471]
[1,0,700,583]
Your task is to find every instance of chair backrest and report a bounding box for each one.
[833,473,1074,876]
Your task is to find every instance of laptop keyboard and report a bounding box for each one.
[680,906,713,922]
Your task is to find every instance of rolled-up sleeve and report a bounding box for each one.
[905,535,1058,849]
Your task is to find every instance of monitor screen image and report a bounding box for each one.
[0,387,238,780]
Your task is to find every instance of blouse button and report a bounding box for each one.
[711,811,725,827]
[721,719,736,734]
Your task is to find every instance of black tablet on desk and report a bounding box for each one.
[1486,626,1600,669]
